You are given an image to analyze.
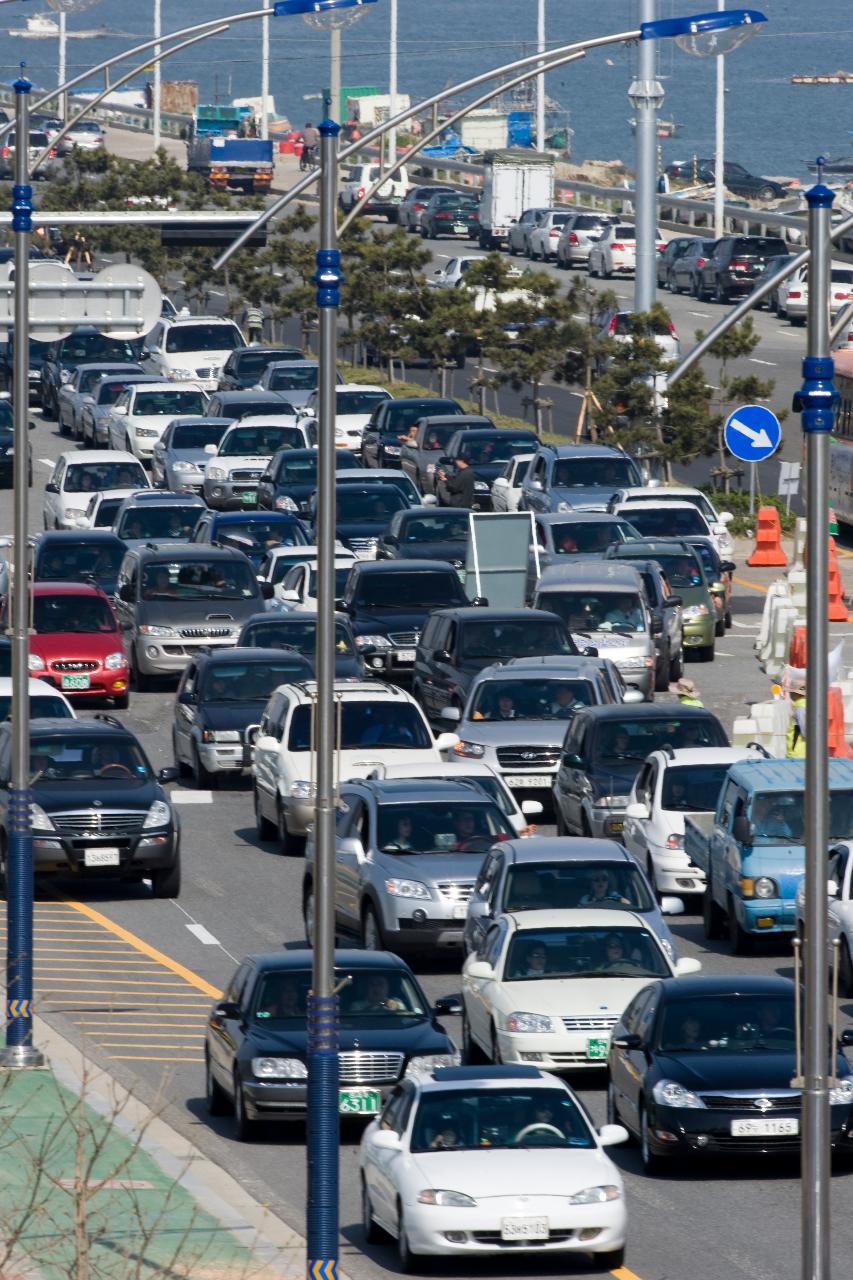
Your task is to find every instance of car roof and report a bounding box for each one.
[499,835,631,865]
[195,646,313,668]
[211,510,302,524]
[544,444,629,459]
[475,656,604,678]
[38,529,125,546]
[655,974,794,1000]
[452,427,535,440]
[580,703,717,722]
[536,512,629,526]
[164,416,228,428]
[272,679,415,703]
[429,607,555,622]
[395,506,463,519]
[215,390,290,402]
[163,314,240,327]
[128,382,204,395]
[350,559,459,575]
[265,359,318,370]
[133,544,249,564]
[537,561,643,587]
[614,500,707,514]
[344,778,502,803]
[73,362,143,374]
[421,1066,556,1093]
[417,414,493,426]
[246,949,416,975]
[29,716,135,739]
[382,398,461,409]
[608,538,696,557]
[502,907,646,931]
[649,747,761,768]
[117,490,205,507]
[60,450,142,465]
[727,758,853,791]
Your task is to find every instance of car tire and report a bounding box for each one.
[728,897,754,955]
[396,1207,419,1274]
[596,1247,626,1270]
[113,691,130,710]
[647,855,662,902]
[254,788,276,840]
[654,651,670,693]
[669,648,684,681]
[150,854,181,899]
[192,747,217,791]
[173,731,191,780]
[362,1179,385,1244]
[791,315,806,327]
[725,609,732,629]
[490,1026,502,1065]
[714,279,730,305]
[508,240,517,257]
[606,1079,626,1131]
[715,616,726,637]
[233,1071,257,1142]
[42,390,56,420]
[555,807,568,837]
[420,227,429,239]
[841,939,853,998]
[205,1050,231,1116]
[759,184,776,201]
[702,873,725,938]
[696,643,715,662]
[640,1105,665,1174]
[361,902,384,951]
[278,803,304,857]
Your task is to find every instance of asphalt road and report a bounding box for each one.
[10,401,853,1280]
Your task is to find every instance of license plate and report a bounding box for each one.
[452,903,467,920]
[395,649,416,662]
[504,774,551,788]
[587,1037,609,1060]
[61,673,90,690]
[240,490,257,504]
[339,1088,380,1116]
[609,820,625,834]
[453,223,467,233]
[731,1117,799,1137]
[501,1217,549,1241]
[84,847,120,868]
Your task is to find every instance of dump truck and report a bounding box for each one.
[186,135,273,195]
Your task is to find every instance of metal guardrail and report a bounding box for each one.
[0,83,192,141]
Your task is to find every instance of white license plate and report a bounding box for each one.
[452,903,467,919]
[395,649,416,662]
[504,774,551,788]
[84,847,120,868]
[730,1117,799,1137]
[501,1217,549,1241]
[453,223,467,233]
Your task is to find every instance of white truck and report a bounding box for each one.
[478,150,555,250]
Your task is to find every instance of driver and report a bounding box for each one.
[430,1118,463,1149]
[579,871,630,906]
[517,941,548,977]
[350,974,405,1014]
[92,742,132,776]
[601,934,640,970]
[452,809,480,850]
[604,594,642,630]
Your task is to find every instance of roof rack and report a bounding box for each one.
[93,713,125,729]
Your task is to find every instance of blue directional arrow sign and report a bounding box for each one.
[724,403,781,463]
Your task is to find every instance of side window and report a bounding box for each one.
[731,791,747,830]
[622,988,652,1035]
[536,521,547,548]
[191,517,208,542]
[564,719,586,761]
[637,989,659,1042]
[181,663,198,698]
[51,459,65,487]
[419,616,437,651]
[0,733,10,783]
[358,805,371,849]
[533,456,546,482]
[445,622,457,655]
[635,764,653,807]
[380,1084,414,1134]
[339,796,364,837]
[719,780,738,828]
[225,962,251,1006]
[474,851,500,896]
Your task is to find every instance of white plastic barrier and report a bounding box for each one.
[755,579,791,661]
[731,715,759,749]
[740,697,789,757]
[837,677,853,742]
[790,518,807,574]
[788,568,807,622]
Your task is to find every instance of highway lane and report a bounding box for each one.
[13,411,853,1280]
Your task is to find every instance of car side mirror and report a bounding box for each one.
[665,595,682,608]
[828,879,840,899]
[466,960,494,980]
[28,421,35,431]
[260,581,274,600]
[118,582,134,602]
[662,896,685,916]
[582,645,598,658]
[371,1129,403,1152]
[434,647,452,664]
[841,1027,853,1048]
[521,799,543,816]
[433,994,462,1017]
[598,1124,628,1148]
[467,899,488,918]
[204,442,217,454]
[622,689,645,705]
[471,596,489,607]
[112,404,127,415]
[435,731,460,753]
[611,1032,642,1051]
[339,835,366,861]
[45,481,59,494]
[212,1000,241,1021]
[651,615,663,636]
[562,752,583,768]
[422,494,438,506]
[440,705,461,723]
[718,512,734,525]
[732,815,752,844]
[721,561,736,574]
[529,479,543,490]
[675,956,702,975]
[625,801,650,821]
[158,766,179,784]
[178,689,196,705]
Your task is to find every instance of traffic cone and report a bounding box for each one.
[748,506,788,567]
[828,538,848,621]
[788,626,807,670]
[828,687,853,757]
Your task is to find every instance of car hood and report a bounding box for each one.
[458,719,568,747]
[198,702,267,732]
[469,462,508,483]
[293,746,439,774]
[377,850,489,878]
[505,974,659,1016]
[409,1146,614,1197]
[137,598,260,624]
[241,1019,452,1056]
[545,485,621,512]
[390,541,467,563]
[336,413,372,430]
[335,520,394,539]
[350,608,431,633]
[588,760,642,797]
[654,1051,852,1091]
[35,777,159,813]
[164,349,233,367]
[167,448,209,468]
[32,633,122,661]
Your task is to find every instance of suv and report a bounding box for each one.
[520,445,644,514]
[217,346,302,391]
[0,716,180,896]
[191,508,309,568]
[203,420,314,510]
[362,397,464,469]
[40,328,142,421]
[303,777,515,953]
[142,314,245,391]
[695,235,790,303]
[111,489,206,549]
[299,384,393,454]
[338,162,410,220]
[607,485,734,559]
[33,528,128,602]
[114,544,274,688]
[106,382,208,460]
[256,447,362,515]
[252,680,459,854]
[605,555,684,690]
[400,414,492,495]
[555,211,620,270]
[205,389,295,420]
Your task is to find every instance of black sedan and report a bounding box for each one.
[237,610,363,678]
[204,949,461,1139]
[607,974,853,1171]
[420,191,481,240]
[0,397,33,487]
[256,447,362,516]
[377,506,470,569]
[319,483,410,558]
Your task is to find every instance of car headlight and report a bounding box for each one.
[355,634,392,650]
[63,506,85,519]
[60,368,71,383]
[104,652,126,670]
[31,803,55,832]
[384,445,401,456]
[169,368,196,381]
[417,1189,477,1208]
[135,427,159,438]
[202,729,241,743]
[743,875,778,899]
[665,834,684,849]
[505,1012,554,1033]
[275,495,299,511]
[453,740,485,759]
[594,794,629,809]
[206,466,228,481]
[682,604,710,620]
[290,779,315,799]
[652,1079,706,1109]
[142,800,171,829]
[251,1056,308,1079]
[829,1078,853,1105]
[384,877,430,899]
[567,1185,621,1205]
[138,625,175,637]
[28,653,45,671]
[405,1053,461,1079]
[474,482,489,493]
[171,459,201,473]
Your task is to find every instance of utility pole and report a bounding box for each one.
[536,0,545,152]
[714,0,725,237]
[388,0,397,165]
[261,8,270,140]
[153,0,161,150]
[630,0,664,312]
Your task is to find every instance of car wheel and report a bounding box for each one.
[555,806,568,836]
[396,1207,419,1274]
[715,616,726,637]
[647,855,662,901]
[132,652,153,692]
[205,1050,231,1116]
[654,650,670,693]
[703,876,725,939]
[192,747,217,791]
[640,1105,665,1174]
[759,184,776,201]
[42,390,56,421]
[606,1079,625,1130]
[362,1179,385,1245]
[233,1071,257,1141]
[420,226,429,239]
[113,691,129,710]
[508,240,517,257]
[462,1009,486,1064]
[728,897,754,955]
[714,279,730,304]
[841,939,853,998]
[490,1026,502,1065]
[150,854,181,899]
[278,803,304,856]
[596,1247,626,1270]
[697,643,715,663]
[172,730,191,779]
[361,902,384,951]
[254,788,276,840]
[725,609,733,629]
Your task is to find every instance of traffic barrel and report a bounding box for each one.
[828,538,848,621]
[747,506,788,568]
[828,687,853,757]
[788,625,807,670]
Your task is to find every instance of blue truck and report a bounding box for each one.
[186,106,273,194]
[684,757,853,954]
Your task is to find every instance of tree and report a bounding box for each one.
[703,317,776,490]
[552,276,620,440]
[339,227,431,375]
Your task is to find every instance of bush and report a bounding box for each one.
[704,486,796,537]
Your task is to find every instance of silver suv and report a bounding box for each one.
[303,778,516,955]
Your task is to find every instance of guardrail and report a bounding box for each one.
[0,83,192,141]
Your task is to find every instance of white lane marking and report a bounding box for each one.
[688,310,711,318]
[777,328,801,338]
[186,922,221,946]
[714,650,735,657]
[750,358,777,366]
[171,789,212,804]
[38,457,54,467]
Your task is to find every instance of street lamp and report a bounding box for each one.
[536,0,546,152]
[302,0,370,125]
[46,0,102,122]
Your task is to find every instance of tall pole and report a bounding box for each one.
[0,74,42,1072]
[535,0,545,152]
[260,9,270,140]
[799,170,835,1280]
[306,113,341,1280]
[58,11,67,122]
[713,0,725,237]
[329,26,341,128]
[387,0,397,165]
[631,0,663,312]
[153,0,161,151]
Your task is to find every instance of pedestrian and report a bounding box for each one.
[786,677,807,758]
[438,454,475,508]
[299,121,319,170]
[242,301,264,344]
[668,676,704,707]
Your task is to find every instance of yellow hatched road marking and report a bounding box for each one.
[112,1054,205,1062]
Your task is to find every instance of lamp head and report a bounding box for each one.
[641,8,767,57]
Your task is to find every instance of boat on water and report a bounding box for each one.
[9,13,107,38]
[806,156,853,176]
[792,71,853,84]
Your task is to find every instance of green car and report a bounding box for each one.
[606,538,717,662]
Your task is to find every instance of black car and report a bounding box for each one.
[666,158,788,201]
[0,397,33,487]
[1,716,180,896]
[256,447,362,515]
[437,428,539,511]
[362,397,464,469]
[340,560,470,678]
[0,637,10,675]
[667,238,718,296]
[205,949,460,1138]
[0,332,51,402]
[173,647,313,787]
[657,236,707,290]
[205,390,296,420]
[377,506,470,568]
[217,346,303,391]
[608,974,853,1171]
[237,610,363,678]
[696,235,790,304]
[33,529,127,601]
[420,191,480,240]
[190,509,310,569]
[413,606,580,723]
[39,328,142,421]
[321,483,410,558]
[399,414,494,495]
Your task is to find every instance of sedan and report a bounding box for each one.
[57,362,144,440]
[490,452,534,513]
[11,582,130,708]
[397,184,455,233]
[377,506,470,567]
[555,211,620,270]
[420,192,480,240]
[588,224,665,278]
[527,210,573,262]
[668,238,718,295]
[150,417,229,493]
[657,237,706,290]
[276,557,357,612]
[429,256,484,289]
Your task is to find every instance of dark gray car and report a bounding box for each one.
[400,414,494,495]
[57,362,144,440]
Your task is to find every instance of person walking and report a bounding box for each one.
[242,301,264,344]
[669,676,704,707]
[786,678,807,758]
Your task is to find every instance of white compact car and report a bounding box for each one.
[462,908,699,1071]
[490,452,535,513]
[43,451,149,531]
[360,1065,629,1269]
[277,554,358,612]
[298,384,393,453]
[588,224,665,278]
[106,382,208,460]
[143,313,246,392]
[0,677,76,719]
[609,485,734,559]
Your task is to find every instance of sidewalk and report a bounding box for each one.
[0,1017,308,1280]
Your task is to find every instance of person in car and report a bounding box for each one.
[549,685,585,718]
[754,798,797,840]
[601,934,642,971]
[493,692,517,721]
[350,974,405,1014]
[429,1120,463,1150]
[383,815,416,851]
[603,594,643,630]
[452,809,482,850]
[603,728,633,760]
[579,870,630,907]
[92,743,134,776]
[259,979,303,1018]
[517,942,549,977]
[558,532,578,554]
[146,568,175,598]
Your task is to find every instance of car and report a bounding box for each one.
[56,362,144,439]
[142,313,245,392]
[276,555,358,612]
[605,537,719,661]
[0,332,51,404]
[56,118,105,154]
[0,716,180,895]
[80,372,162,447]
[429,256,490,289]
[610,498,716,544]
[203,420,315,510]
[237,609,363,678]
[555,210,621,269]
[362,397,465,470]
[328,466,421,509]
[205,949,460,1138]
[377,506,470,569]
[623,747,761,897]
[256,447,362,515]
[114,543,274,688]
[150,416,230,492]
[110,490,207,549]
[683,535,736,634]
[216,346,303,391]
[256,543,350,605]
[532,511,641,570]
[666,237,717,294]
[205,389,295,420]
[40,329,142,421]
[361,1064,629,1269]
[0,396,32,488]
[751,252,794,312]
[656,236,705,290]
[607,485,734,559]
[595,309,680,366]
[370,760,543,838]
[400,414,493,496]
[419,191,480,240]
[553,703,729,839]
[0,677,75,720]
[490,452,534,512]
[413,608,581,724]
[106,382,208,461]
[507,206,552,257]
[397,184,456,232]
[693,159,788,201]
[252,679,459,853]
[527,209,574,262]
[521,445,644,515]
[588,223,665,278]
[190,509,309,568]
[0,129,56,180]
[323,483,411,561]
[695,235,790,303]
[796,843,853,996]
[43,451,149,531]
[34,529,130,603]
[601,554,684,691]
[437,428,539,511]
[253,360,339,409]
[338,162,410,220]
[340,559,471,678]
[172,646,313,786]
[297,384,393,454]
[776,260,853,325]
[607,974,853,1171]
[75,488,141,531]
[304,777,517,953]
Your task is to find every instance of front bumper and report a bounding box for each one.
[611,662,654,696]
[588,804,629,839]
[648,1101,853,1158]
[496,1027,614,1072]
[166,469,205,494]
[402,1194,626,1258]
[384,913,467,951]
[243,1073,401,1120]
[738,896,797,935]
[649,845,706,894]
[683,617,715,649]
[135,636,239,676]
[197,738,253,774]
[32,827,178,877]
[38,662,130,700]
[360,647,418,677]
[203,477,261,509]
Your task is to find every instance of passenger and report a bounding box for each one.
[260,979,302,1018]
[603,593,642,630]
[517,942,548,977]
[384,815,416,851]
[452,809,481,850]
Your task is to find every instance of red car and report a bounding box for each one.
[7,583,130,708]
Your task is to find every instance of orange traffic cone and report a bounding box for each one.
[748,506,787,567]
[828,539,848,621]
[827,687,853,758]
[788,626,807,670]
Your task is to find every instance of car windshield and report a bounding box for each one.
[0,693,73,719]
[165,325,242,353]
[547,520,633,554]
[594,716,727,764]
[288,702,432,751]
[61,335,138,363]
[470,678,597,722]
[200,659,309,703]
[29,735,149,783]
[276,454,319,484]
[170,423,227,449]
[504,861,654,913]
[661,764,732,811]
[460,437,532,464]
[383,402,461,431]
[235,350,301,378]
[140,559,258,601]
[354,570,458,610]
[64,462,148,492]
[540,591,645,634]
[241,618,353,656]
[459,620,575,660]
[747,790,848,844]
[133,391,205,417]
[657,993,797,1053]
[504,925,670,981]
[376,801,513,854]
[400,513,469,543]
[252,967,429,1026]
[230,400,294,420]
[627,508,707,538]
[217,518,308,551]
[626,551,704,590]
[410,1087,594,1153]
[336,391,388,414]
[268,366,319,391]
[337,490,408,522]
[552,458,638,488]
[735,238,787,257]
[220,427,303,456]
[33,594,116,634]
[418,423,459,450]
[614,226,636,239]
[37,542,124,583]
[117,506,201,540]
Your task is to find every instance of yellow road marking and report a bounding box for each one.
[42,999,211,1007]
[99,1041,203,1049]
[611,1269,645,1280]
[733,573,771,594]
[35,978,203,988]
[112,1054,205,1062]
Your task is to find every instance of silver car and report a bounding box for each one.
[555,211,620,269]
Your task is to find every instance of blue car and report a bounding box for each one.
[190,509,310,569]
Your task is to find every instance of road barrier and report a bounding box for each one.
[748,506,788,567]
[828,538,849,620]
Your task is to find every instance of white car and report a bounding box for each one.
[366,760,542,837]
[277,554,358,612]
[298,384,393,453]
[74,487,140,530]
[462,908,699,1071]
[527,209,573,262]
[610,498,728,556]
[257,542,351,605]
[143,313,246,392]
[360,1066,629,1269]
[43,451,149,531]
[490,452,535,513]
[0,677,76,719]
[106,383,207,460]
[338,162,410,218]
[203,419,312,511]
[429,256,486,289]
[777,260,853,326]
[622,747,760,896]
[588,224,665,278]
[796,842,853,995]
[608,485,734,559]
[252,679,458,853]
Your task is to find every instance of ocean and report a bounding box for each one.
[3,0,853,180]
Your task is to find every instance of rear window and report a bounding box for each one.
[220,426,303,456]
[268,367,318,391]
[615,226,636,239]
[240,617,353,655]
[165,324,242,354]
[383,401,461,431]
[133,390,205,416]
[234,349,301,377]
[170,423,227,449]
[732,238,787,257]
[625,507,707,538]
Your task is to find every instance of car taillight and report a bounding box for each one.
[611,243,625,251]
[608,317,618,334]
[656,241,666,252]
[549,228,560,238]
[414,202,424,211]
[436,211,452,219]
[834,291,851,300]
[730,259,750,270]
[357,186,365,198]
[569,231,579,244]
[48,148,55,158]
[788,290,802,299]
[1,147,7,159]
[697,257,707,267]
